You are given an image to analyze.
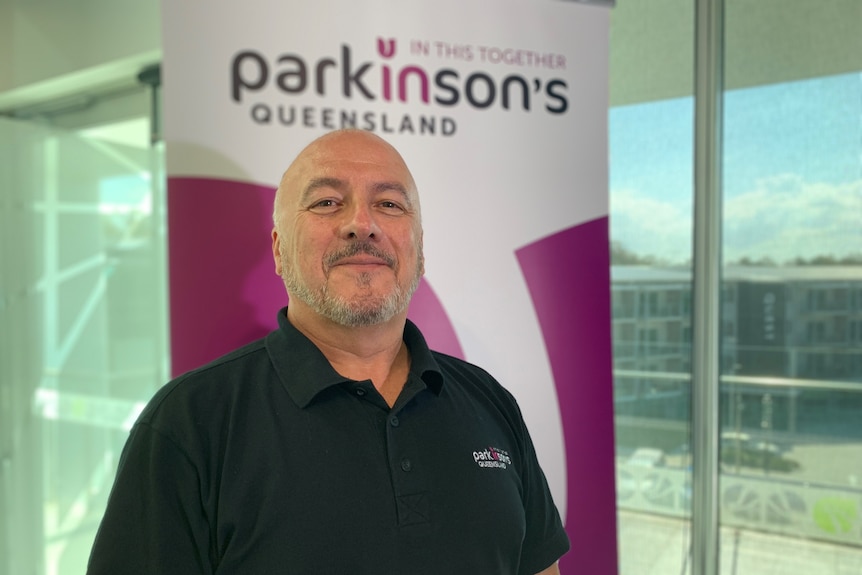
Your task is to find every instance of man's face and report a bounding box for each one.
[272,131,424,327]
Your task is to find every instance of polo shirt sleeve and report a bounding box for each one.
[513,401,571,575]
[87,421,213,575]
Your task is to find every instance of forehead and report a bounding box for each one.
[294,134,414,189]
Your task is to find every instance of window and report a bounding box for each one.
[612,1,862,573]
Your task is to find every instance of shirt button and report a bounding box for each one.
[400,458,412,472]
[389,415,400,427]
[355,388,366,397]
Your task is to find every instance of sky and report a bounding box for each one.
[609,72,862,265]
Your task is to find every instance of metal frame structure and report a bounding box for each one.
[691,0,725,573]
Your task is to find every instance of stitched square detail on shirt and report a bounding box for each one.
[397,492,430,526]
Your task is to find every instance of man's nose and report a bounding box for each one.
[341,202,379,240]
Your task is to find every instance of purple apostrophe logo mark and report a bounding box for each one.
[377,38,396,58]
[378,38,395,101]
[377,39,429,104]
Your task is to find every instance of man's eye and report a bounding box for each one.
[378,201,404,212]
[309,199,340,212]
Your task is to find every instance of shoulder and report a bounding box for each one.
[430,351,511,392]
[138,337,271,425]
[431,350,494,382]
[430,350,524,421]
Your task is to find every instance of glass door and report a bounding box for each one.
[0,99,168,575]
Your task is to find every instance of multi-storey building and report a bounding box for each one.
[612,265,862,437]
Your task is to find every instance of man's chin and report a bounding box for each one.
[324,303,399,327]
[326,277,397,301]
[328,268,394,290]
[286,276,413,327]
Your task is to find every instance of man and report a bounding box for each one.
[88,130,569,574]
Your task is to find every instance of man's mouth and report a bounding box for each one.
[326,244,395,269]
[332,255,389,267]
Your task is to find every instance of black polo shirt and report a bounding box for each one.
[88,309,569,575]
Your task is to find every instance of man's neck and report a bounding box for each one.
[286,304,410,406]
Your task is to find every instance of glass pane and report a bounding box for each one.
[609,2,695,573]
[721,1,862,572]
[0,117,168,575]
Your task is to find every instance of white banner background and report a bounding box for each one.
[163,1,616,571]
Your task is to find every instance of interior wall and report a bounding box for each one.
[0,0,160,113]
[3,1,860,111]
[610,0,862,106]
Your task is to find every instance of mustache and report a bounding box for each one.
[325,242,396,268]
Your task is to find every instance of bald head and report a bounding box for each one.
[273,130,420,228]
[270,129,425,327]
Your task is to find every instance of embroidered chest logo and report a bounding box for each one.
[472,446,512,470]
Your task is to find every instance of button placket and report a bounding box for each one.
[385,409,430,526]
[387,411,414,477]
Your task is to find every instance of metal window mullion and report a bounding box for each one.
[141,63,171,384]
[691,1,725,575]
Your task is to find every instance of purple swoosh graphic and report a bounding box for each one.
[169,178,615,571]
[168,177,463,376]
[516,218,618,575]
[168,177,282,376]
[406,280,465,359]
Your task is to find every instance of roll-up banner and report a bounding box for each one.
[162,0,616,571]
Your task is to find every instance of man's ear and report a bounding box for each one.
[419,231,426,277]
[272,228,282,276]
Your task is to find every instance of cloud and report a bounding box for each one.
[724,175,862,262]
[611,174,862,264]
[610,187,693,263]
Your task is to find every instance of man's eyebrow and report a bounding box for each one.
[301,178,414,208]
[371,182,414,208]
[300,177,345,203]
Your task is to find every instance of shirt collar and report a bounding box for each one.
[266,307,443,408]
